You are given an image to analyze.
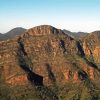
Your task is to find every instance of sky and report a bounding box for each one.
[0,0,100,33]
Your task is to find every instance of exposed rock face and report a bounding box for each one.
[0,25,100,86]
[82,31,100,67]
[26,25,64,36]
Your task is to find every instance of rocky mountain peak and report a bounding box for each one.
[25,25,64,36]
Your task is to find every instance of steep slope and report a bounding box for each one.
[0,27,26,41]
[0,25,100,100]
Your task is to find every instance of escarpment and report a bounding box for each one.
[0,25,100,86]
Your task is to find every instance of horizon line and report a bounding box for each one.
[0,24,100,34]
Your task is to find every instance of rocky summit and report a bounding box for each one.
[0,25,100,100]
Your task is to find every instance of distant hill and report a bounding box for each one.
[0,27,26,41]
[0,33,3,38]
[63,29,88,39]
[0,33,5,41]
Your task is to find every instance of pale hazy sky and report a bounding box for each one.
[0,0,100,33]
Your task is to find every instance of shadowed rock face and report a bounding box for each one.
[0,25,100,86]
[17,37,43,86]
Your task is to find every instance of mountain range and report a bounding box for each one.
[0,25,100,100]
[0,27,88,41]
[63,30,88,39]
